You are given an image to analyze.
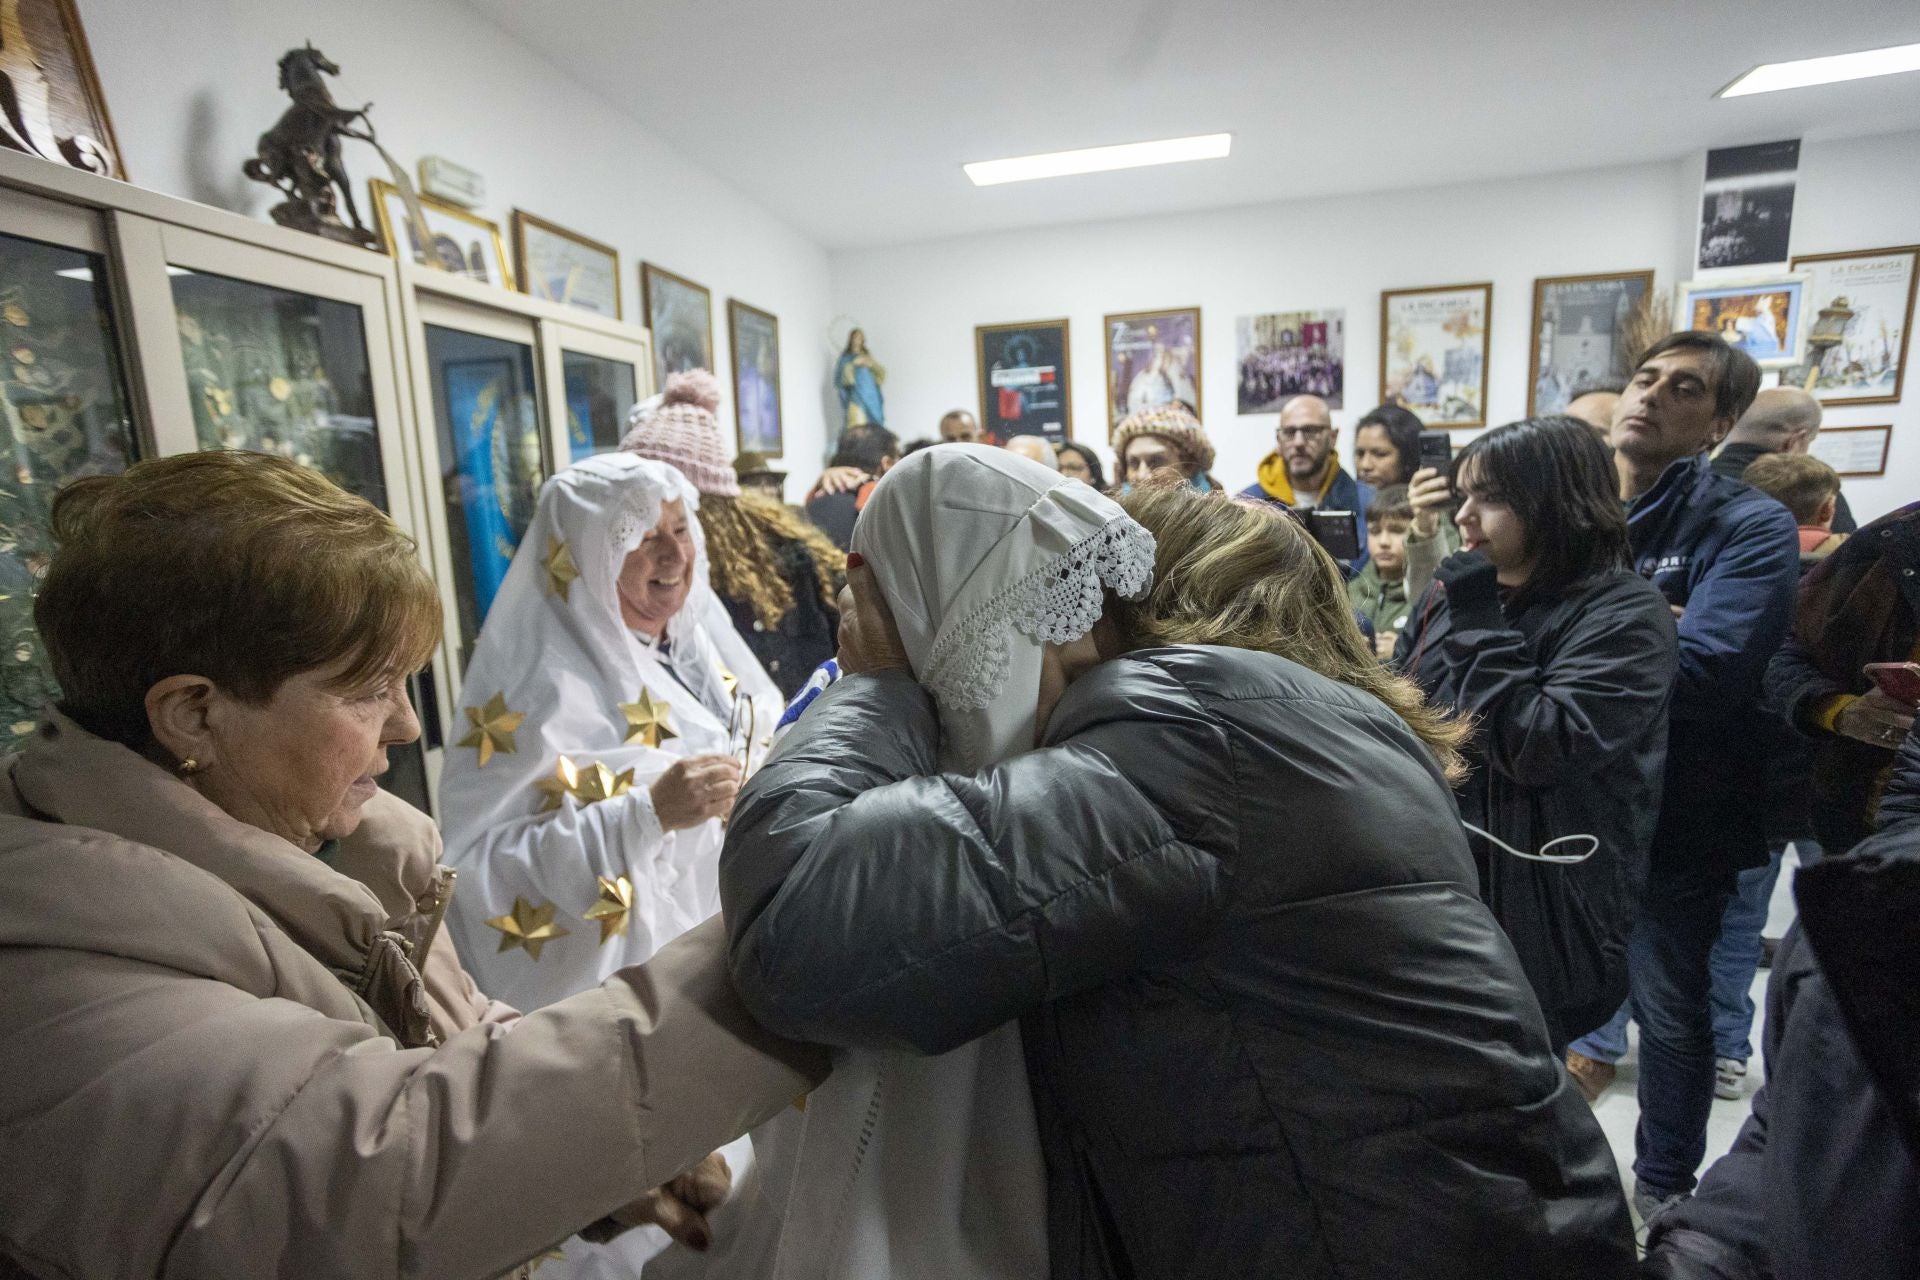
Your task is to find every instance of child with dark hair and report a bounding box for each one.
[1348,484,1415,656]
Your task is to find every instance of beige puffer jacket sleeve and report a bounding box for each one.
[0,885,824,1280]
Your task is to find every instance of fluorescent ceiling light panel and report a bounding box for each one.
[965,133,1232,186]
[1718,42,1920,97]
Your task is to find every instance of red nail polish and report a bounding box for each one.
[847,552,865,569]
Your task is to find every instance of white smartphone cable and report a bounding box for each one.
[1461,822,1599,864]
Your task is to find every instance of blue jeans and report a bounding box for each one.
[1568,863,1737,1197]
[1707,840,1826,1061]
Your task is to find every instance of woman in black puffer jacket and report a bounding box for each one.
[721,476,1633,1279]
[1395,415,1679,1052]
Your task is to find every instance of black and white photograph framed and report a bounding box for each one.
[1697,139,1800,270]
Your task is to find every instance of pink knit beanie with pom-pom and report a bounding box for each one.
[620,368,741,497]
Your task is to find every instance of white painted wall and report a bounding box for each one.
[78,0,838,482]
[833,129,1920,522]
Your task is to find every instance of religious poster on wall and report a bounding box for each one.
[641,263,715,390]
[1527,271,1653,415]
[975,319,1071,445]
[1698,139,1799,270]
[1380,283,1491,428]
[1236,310,1344,413]
[1679,275,1808,369]
[1106,307,1201,427]
[728,299,783,456]
[1783,245,1917,406]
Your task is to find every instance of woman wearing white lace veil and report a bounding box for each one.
[722,470,1638,1277]
[666,444,1154,1280]
[439,451,783,1277]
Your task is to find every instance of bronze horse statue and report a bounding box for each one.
[243,44,376,246]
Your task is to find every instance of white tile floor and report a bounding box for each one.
[1588,847,1803,1195]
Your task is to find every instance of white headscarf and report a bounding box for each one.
[660,444,1153,1280]
[437,450,783,989]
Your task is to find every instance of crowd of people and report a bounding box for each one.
[0,327,1913,1280]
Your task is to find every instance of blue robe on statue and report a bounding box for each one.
[836,351,885,427]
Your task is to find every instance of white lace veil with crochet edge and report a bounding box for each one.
[657,446,1154,1280]
[851,443,1156,769]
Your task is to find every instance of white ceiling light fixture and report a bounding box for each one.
[964,132,1232,186]
[1717,42,1920,97]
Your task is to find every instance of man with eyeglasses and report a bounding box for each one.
[1239,395,1375,568]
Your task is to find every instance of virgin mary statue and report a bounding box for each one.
[834,327,886,428]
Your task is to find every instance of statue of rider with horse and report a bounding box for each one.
[242,43,379,247]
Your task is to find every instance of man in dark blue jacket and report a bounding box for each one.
[1563,332,1800,1222]
[1642,722,1920,1279]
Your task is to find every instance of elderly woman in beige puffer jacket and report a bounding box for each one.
[0,452,825,1280]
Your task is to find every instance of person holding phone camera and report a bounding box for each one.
[1395,416,1678,1053]
[1238,394,1376,570]
[1767,498,1920,853]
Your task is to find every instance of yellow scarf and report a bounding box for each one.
[1254,452,1336,504]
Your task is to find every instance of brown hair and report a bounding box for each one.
[1114,484,1468,783]
[1634,330,1763,423]
[1741,451,1841,525]
[699,490,846,630]
[37,451,441,746]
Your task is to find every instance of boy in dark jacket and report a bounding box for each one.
[1563,333,1800,1221]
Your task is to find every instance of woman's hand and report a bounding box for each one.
[1834,688,1917,748]
[651,755,743,832]
[1408,467,1451,538]
[814,465,869,497]
[599,1151,732,1252]
[1373,630,1398,660]
[836,554,910,676]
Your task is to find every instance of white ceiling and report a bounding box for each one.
[465,0,1920,251]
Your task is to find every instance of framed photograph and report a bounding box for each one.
[1106,307,1201,427]
[0,0,126,179]
[1380,283,1492,428]
[1808,425,1892,479]
[511,211,621,318]
[727,299,783,456]
[1527,270,1655,415]
[369,180,514,288]
[1237,310,1345,413]
[1699,139,1799,270]
[1783,245,1918,406]
[976,319,1072,446]
[641,263,715,387]
[1678,275,1809,369]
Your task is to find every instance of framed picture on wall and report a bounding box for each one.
[1808,424,1891,478]
[1105,307,1201,427]
[641,263,715,387]
[1783,245,1918,406]
[1380,282,1492,428]
[976,319,1072,446]
[1236,310,1345,413]
[0,0,126,179]
[727,299,783,456]
[511,211,621,318]
[1527,270,1654,416]
[370,180,514,288]
[1677,275,1809,370]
